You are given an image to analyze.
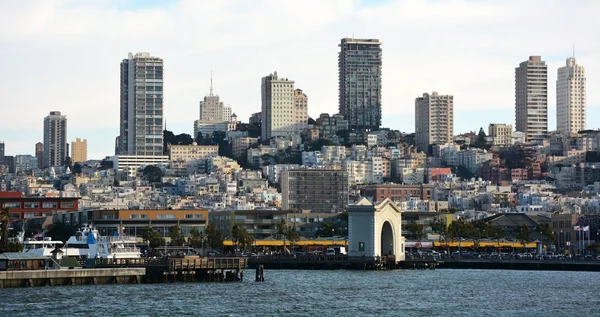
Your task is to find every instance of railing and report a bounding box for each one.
[98,236,138,243]
[110,247,140,253]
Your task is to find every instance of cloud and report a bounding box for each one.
[1,0,599,157]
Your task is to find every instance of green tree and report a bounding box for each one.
[276,219,299,252]
[47,222,79,242]
[488,225,506,250]
[175,133,194,145]
[142,165,163,183]
[0,207,9,252]
[448,219,476,243]
[188,228,206,249]
[72,163,82,175]
[231,224,254,251]
[205,223,224,251]
[169,225,185,246]
[536,223,554,245]
[407,221,425,244]
[514,225,532,250]
[64,156,73,169]
[316,221,335,237]
[141,226,166,250]
[430,218,448,243]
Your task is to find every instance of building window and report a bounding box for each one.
[42,202,57,208]
[102,215,115,220]
[24,212,36,218]
[166,214,175,219]
[60,202,75,209]
[195,214,203,219]
[24,202,39,208]
[157,214,166,219]
[3,202,21,208]
[185,214,193,219]
[140,214,148,219]
[130,214,139,219]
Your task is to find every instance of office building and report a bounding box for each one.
[35,142,43,170]
[415,92,454,153]
[0,142,4,163]
[338,38,382,131]
[488,124,514,146]
[261,71,300,140]
[0,191,79,220]
[71,138,87,163]
[119,52,164,156]
[557,57,586,135]
[281,169,349,213]
[43,111,67,168]
[515,56,548,143]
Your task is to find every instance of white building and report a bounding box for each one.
[168,143,218,162]
[109,155,169,178]
[415,92,454,153]
[261,71,305,140]
[557,57,586,135]
[488,123,513,146]
[515,56,548,143]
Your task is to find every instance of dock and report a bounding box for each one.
[0,268,146,288]
[248,255,430,270]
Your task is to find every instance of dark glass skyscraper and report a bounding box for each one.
[338,38,382,132]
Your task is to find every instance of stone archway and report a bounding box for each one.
[380,221,394,256]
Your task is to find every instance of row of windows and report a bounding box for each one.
[2,202,75,209]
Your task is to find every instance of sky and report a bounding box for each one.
[1,0,599,159]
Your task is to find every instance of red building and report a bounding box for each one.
[0,192,79,221]
[360,184,434,202]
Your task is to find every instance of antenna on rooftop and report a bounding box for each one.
[210,70,214,96]
[573,43,575,59]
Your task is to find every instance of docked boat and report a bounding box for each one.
[23,237,64,257]
[64,225,142,260]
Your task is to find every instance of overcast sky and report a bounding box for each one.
[1,0,599,159]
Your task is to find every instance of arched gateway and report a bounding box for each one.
[347,198,406,262]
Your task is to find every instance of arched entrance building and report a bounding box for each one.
[347,198,406,262]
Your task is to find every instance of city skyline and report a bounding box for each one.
[1,0,600,158]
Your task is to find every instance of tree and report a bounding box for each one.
[231,224,254,251]
[430,218,448,244]
[72,163,82,175]
[46,222,79,242]
[63,156,73,169]
[407,221,425,244]
[316,221,335,238]
[514,225,532,250]
[448,219,476,243]
[536,223,554,245]
[205,223,224,251]
[488,225,506,250]
[188,228,206,249]
[142,165,163,183]
[169,225,185,246]
[141,226,166,250]
[276,219,299,253]
[0,207,9,252]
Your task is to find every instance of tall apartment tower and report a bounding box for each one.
[119,52,164,156]
[43,111,67,168]
[293,89,308,134]
[415,92,454,153]
[35,142,43,169]
[261,71,297,140]
[0,141,4,163]
[281,169,349,213]
[557,57,586,135]
[515,56,548,143]
[338,38,382,131]
[71,138,88,163]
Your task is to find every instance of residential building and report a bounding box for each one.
[415,92,454,153]
[281,169,349,213]
[488,124,513,146]
[232,137,259,158]
[168,144,218,162]
[14,155,38,173]
[293,89,308,134]
[261,71,301,140]
[318,113,349,139]
[71,138,87,163]
[338,38,382,131]
[109,155,169,178]
[515,56,548,143]
[360,184,434,202]
[43,111,68,168]
[210,210,288,239]
[557,57,586,135]
[118,52,164,156]
[35,142,43,170]
[0,191,78,220]
[0,142,4,163]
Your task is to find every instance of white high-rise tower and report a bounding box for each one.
[557,57,586,135]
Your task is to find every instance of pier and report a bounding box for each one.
[0,268,146,288]
[249,255,439,270]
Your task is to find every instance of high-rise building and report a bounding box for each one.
[488,123,514,146]
[35,142,43,169]
[71,138,88,163]
[119,52,164,156]
[557,57,586,135]
[415,92,454,153]
[338,38,382,132]
[222,105,232,122]
[261,71,298,140]
[43,111,68,168]
[281,169,348,213]
[515,56,548,143]
[0,141,4,163]
[199,84,225,123]
[293,89,308,134]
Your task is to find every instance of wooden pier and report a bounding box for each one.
[0,268,146,289]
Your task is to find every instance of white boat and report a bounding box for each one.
[23,237,64,257]
[64,225,142,260]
